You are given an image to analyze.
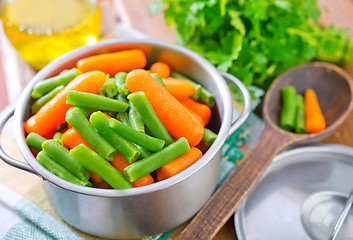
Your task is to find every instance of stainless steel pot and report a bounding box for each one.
[0,39,251,239]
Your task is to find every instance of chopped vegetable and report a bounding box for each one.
[280,86,297,131]
[65,107,117,161]
[66,90,129,112]
[127,91,174,145]
[202,128,218,147]
[156,147,202,180]
[180,97,211,126]
[25,132,47,151]
[76,49,147,75]
[31,68,80,99]
[42,140,90,182]
[126,69,204,146]
[31,85,64,114]
[70,144,132,189]
[89,111,141,163]
[295,94,306,134]
[103,78,119,98]
[109,117,165,152]
[124,137,190,182]
[305,88,326,133]
[37,151,91,187]
[170,72,202,100]
[61,128,95,151]
[111,153,154,188]
[150,62,171,78]
[128,101,145,132]
[114,72,130,96]
[150,73,166,87]
[24,71,106,137]
[162,78,196,99]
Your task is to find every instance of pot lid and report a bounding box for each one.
[234,144,353,240]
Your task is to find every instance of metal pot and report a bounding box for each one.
[0,39,251,239]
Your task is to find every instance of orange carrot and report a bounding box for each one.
[187,108,206,127]
[162,78,195,100]
[76,49,147,75]
[180,97,211,126]
[156,168,166,182]
[150,62,171,78]
[59,69,70,75]
[111,153,154,188]
[24,71,106,137]
[95,180,112,189]
[157,147,202,179]
[304,88,326,133]
[61,128,95,151]
[126,69,204,147]
[91,172,104,184]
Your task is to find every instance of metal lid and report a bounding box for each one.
[234,144,353,240]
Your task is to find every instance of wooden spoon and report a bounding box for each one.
[178,62,353,239]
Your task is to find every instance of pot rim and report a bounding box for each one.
[15,38,237,197]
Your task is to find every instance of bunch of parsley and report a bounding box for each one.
[150,0,352,90]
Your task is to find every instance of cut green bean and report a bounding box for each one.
[104,78,119,98]
[42,140,90,181]
[66,90,128,113]
[25,133,47,151]
[128,101,145,132]
[115,93,128,103]
[65,107,117,161]
[70,144,132,189]
[202,128,218,146]
[199,88,215,107]
[90,111,140,163]
[53,132,62,143]
[31,68,80,99]
[124,137,190,182]
[114,72,130,96]
[116,112,152,158]
[295,94,306,134]
[99,86,107,97]
[128,92,174,145]
[171,72,202,100]
[109,118,165,152]
[37,151,91,187]
[280,86,297,131]
[150,73,166,88]
[31,85,64,114]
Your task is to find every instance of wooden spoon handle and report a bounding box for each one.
[178,124,291,240]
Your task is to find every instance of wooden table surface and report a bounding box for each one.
[1,0,353,239]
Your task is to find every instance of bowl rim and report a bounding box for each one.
[15,38,236,197]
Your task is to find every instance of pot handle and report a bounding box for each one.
[0,104,37,175]
[220,72,252,137]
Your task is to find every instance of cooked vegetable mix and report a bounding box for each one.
[24,49,219,189]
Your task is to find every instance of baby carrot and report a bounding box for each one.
[180,97,211,126]
[126,69,204,147]
[157,147,202,179]
[150,62,171,78]
[304,88,326,133]
[76,49,147,75]
[170,72,202,100]
[24,71,106,137]
[111,153,154,188]
[162,78,196,100]
[61,128,95,151]
[90,172,104,184]
[31,85,64,114]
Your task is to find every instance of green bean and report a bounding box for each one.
[70,144,132,189]
[109,118,165,152]
[114,72,130,96]
[150,73,166,88]
[116,112,152,157]
[127,92,174,145]
[72,106,96,118]
[171,72,202,100]
[31,85,64,114]
[115,93,128,103]
[295,94,306,134]
[42,140,90,181]
[31,68,80,99]
[90,111,140,163]
[37,151,91,187]
[66,90,128,113]
[104,78,119,98]
[280,86,297,131]
[128,101,145,132]
[202,128,217,146]
[53,132,62,143]
[199,88,215,107]
[25,133,47,151]
[124,137,190,182]
[99,86,107,97]
[65,107,117,161]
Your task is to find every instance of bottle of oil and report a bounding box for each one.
[1,0,101,70]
